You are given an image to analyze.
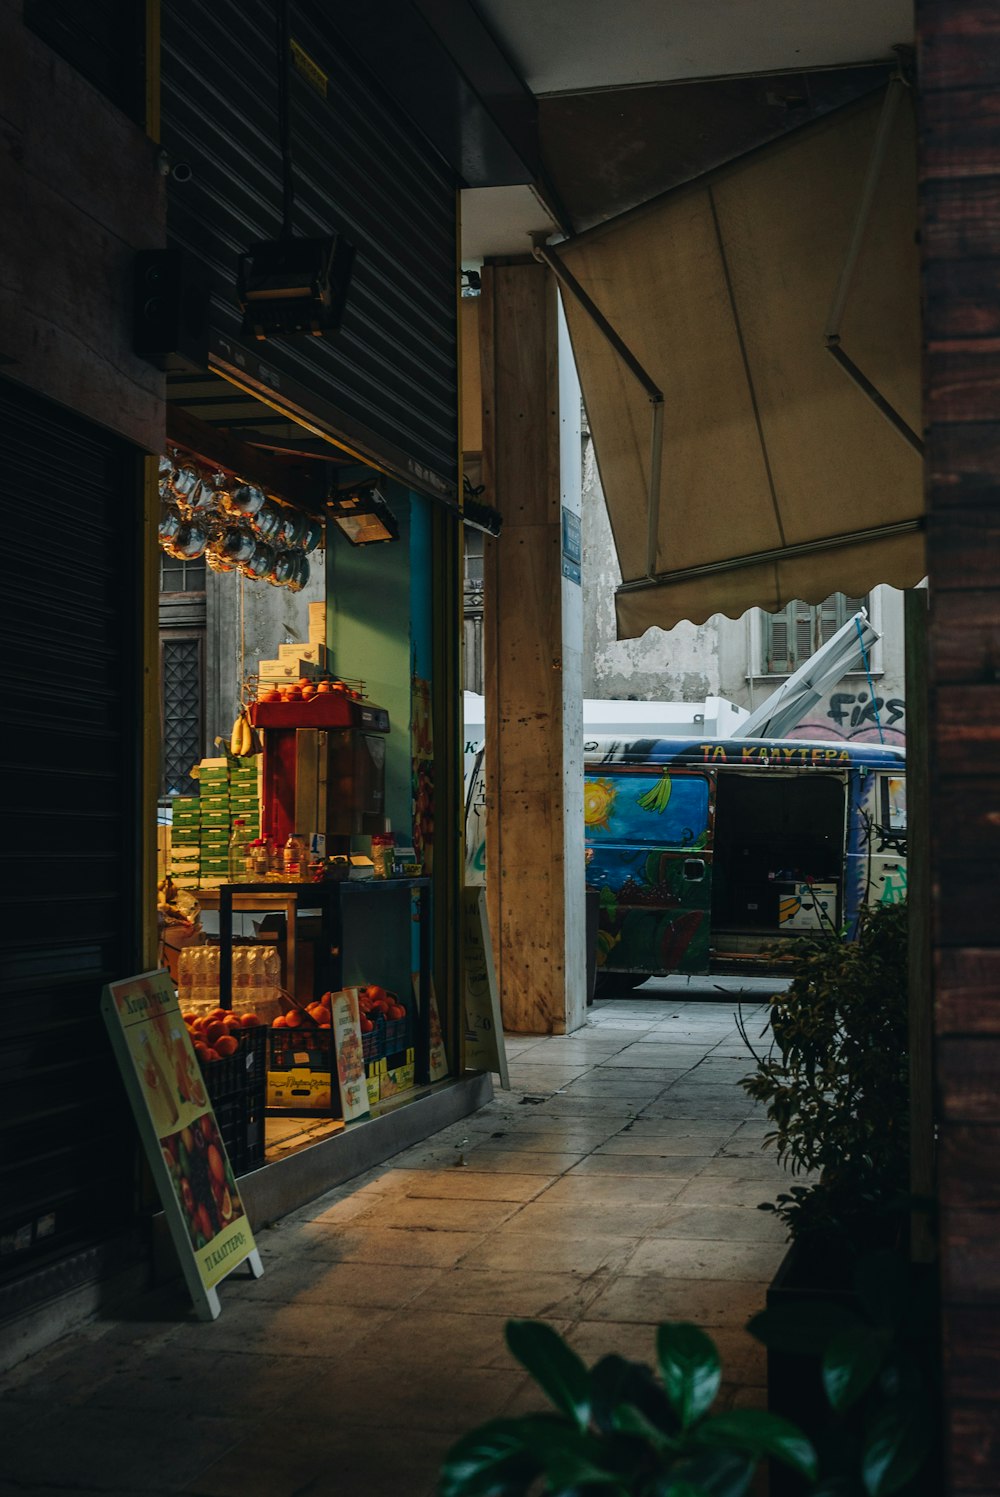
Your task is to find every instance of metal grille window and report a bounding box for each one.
[762,594,868,675]
[161,635,203,797]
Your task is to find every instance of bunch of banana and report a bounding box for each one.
[229,708,262,758]
[637,771,673,815]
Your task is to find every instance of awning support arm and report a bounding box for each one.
[823,76,924,457]
[616,515,924,593]
[532,239,664,578]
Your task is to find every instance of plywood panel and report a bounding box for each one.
[482,262,569,1034]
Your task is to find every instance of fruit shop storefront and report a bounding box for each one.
[1,1,484,1342]
[155,412,480,1223]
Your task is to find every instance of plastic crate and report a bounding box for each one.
[361,1015,412,1064]
[200,1027,267,1175]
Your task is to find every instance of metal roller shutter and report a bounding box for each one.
[0,380,142,1296]
[160,0,459,495]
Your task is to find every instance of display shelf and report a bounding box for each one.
[217,879,433,1093]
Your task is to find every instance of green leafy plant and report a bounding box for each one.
[747,1249,939,1496]
[439,1319,817,1497]
[740,902,910,1250]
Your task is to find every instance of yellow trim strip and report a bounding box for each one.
[212,363,393,482]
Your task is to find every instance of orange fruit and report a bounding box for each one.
[272,1015,287,1028]
[284,1010,302,1029]
[241,1012,261,1027]
[214,1034,238,1057]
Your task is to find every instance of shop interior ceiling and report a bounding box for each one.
[166,370,353,517]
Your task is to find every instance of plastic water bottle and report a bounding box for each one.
[228,818,251,881]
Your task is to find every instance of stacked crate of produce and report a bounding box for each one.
[169,796,201,888]
[228,755,261,839]
[197,758,231,884]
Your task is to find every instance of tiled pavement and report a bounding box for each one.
[0,983,791,1496]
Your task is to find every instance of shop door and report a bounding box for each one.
[0,379,142,1300]
[585,768,713,979]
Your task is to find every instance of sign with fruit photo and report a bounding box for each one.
[330,987,370,1122]
[101,971,262,1321]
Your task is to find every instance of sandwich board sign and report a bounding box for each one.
[462,887,510,1088]
[101,970,262,1320]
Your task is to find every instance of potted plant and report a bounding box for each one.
[738,901,938,1495]
[740,901,911,1272]
[439,1318,817,1497]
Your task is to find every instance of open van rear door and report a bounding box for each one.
[585,767,713,982]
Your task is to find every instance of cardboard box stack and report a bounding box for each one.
[198,757,231,884]
[187,754,263,885]
[228,755,261,836]
[257,606,330,688]
[169,796,201,888]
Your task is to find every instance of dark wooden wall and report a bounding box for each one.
[0,8,164,451]
[917,2,1000,1490]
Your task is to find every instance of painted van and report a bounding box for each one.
[584,735,906,993]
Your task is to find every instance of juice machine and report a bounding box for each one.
[249,692,390,852]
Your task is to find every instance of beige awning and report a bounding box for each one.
[555,85,924,637]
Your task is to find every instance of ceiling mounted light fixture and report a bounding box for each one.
[328,483,399,546]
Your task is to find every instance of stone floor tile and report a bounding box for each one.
[567,1152,716,1176]
[0,1405,247,1492]
[532,1096,647,1119]
[304,1225,488,1267]
[535,1173,687,1206]
[584,1273,770,1328]
[646,1204,789,1243]
[248,1258,443,1309]
[554,1077,670,1101]
[502,1199,673,1238]
[345,1193,521,1233]
[386,1167,549,1201]
[602,1047,708,1068]
[458,1229,636,1276]
[593,1130,733,1156]
[565,1318,660,1366]
[621,1236,786,1282]
[406,1265,610,1320]
[672,1176,783,1208]
[457,1150,585,1175]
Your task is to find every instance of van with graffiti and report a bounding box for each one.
[585,735,906,994]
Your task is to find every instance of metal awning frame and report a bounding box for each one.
[533,78,923,606]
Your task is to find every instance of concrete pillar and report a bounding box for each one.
[480,261,586,1035]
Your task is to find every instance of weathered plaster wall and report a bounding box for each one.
[207,559,325,751]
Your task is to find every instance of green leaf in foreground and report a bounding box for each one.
[656,1322,722,1428]
[695,1409,818,1481]
[505,1319,592,1431]
[438,1415,546,1497]
[861,1400,932,1496]
[822,1325,891,1412]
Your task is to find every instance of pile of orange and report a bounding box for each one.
[181,1006,262,1064]
[272,992,332,1030]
